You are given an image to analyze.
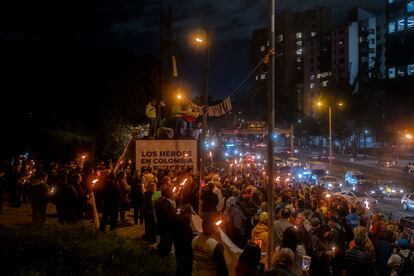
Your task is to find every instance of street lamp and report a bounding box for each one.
[316,101,344,170]
[396,131,413,164]
[193,29,211,212]
[363,129,369,158]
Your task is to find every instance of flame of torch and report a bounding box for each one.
[180,178,188,186]
[364,199,369,210]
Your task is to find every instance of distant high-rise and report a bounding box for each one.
[386,0,414,121]
[331,8,386,95]
[250,7,333,123]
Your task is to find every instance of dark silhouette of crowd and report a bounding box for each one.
[2,154,414,276]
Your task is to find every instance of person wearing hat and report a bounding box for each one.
[388,239,414,275]
[251,211,269,254]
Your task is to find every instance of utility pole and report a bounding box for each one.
[267,0,276,268]
[329,107,332,170]
[202,29,210,172]
[290,124,294,158]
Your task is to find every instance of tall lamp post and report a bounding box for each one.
[317,101,343,170]
[267,0,276,268]
[194,30,211,203]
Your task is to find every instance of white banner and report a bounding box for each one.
[135,140,198,173]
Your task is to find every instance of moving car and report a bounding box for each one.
[286,157,300,167]
[355,182,384,200]
[404,161,414,173]
[319,150,334,160]
[402,193,414,210]
[335,191,377,209]
[318,176,343,191]
[344,170,369,186]
[377,158,396,168]
[273,157,286,168]
[373,180,404,197]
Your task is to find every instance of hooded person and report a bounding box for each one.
[251,211,269,253]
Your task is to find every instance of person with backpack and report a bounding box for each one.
[388,239,414,276]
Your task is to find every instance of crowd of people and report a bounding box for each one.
[2,155,414,276]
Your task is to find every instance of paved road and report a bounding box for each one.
[297,153,414,220]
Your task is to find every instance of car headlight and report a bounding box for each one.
[371,191,375,194]
[328,184,332,187]
[392,189,396,193]
[401,190,404,193]
[340,183,343,187]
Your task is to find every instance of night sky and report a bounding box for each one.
[0,0,383,158]
[0,0,383,99]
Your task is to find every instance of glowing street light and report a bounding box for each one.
[177,94,182,100]
[315,100,345,169]
[195,37,204,43]
[396,131,413,163]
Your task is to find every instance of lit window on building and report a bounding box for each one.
[408,1,414,13]
[310,83,315,89]
[311,32,316,37]
[255,75,259,81]
[397,18,405,31]
[408,16,414,28]
[296,32,302,39]
[296,41,303,46]
[278,35,284,42]
[398,67,405,77]
[388,67,396,78]
[322,80,329,87]
[296,48,303,55]
[339,40,344,45]
[260,45,265,52]
[260,74,266,80]
[310,75,315,80]
[408,64,414,75]
[389,22,396,33]
[297,57,302,62]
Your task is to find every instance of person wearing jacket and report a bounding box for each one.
[142,182,156,242]
[155,188,176,256]
[117,170,130,224]
[130,170,143,225]
[345,235,376,276]
[99,172,120,231]
[171,204,194,276]
[251,211,269,254]
[145,98,157,137]
[30,172,49,224]
[228,197,247,249]
[201,182,219,220]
